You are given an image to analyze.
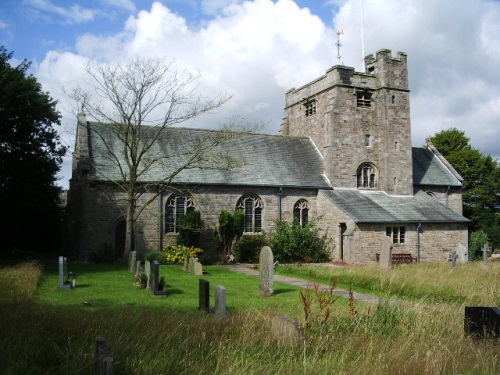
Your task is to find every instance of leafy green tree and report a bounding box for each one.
[270,219,330,263]
[427,128,500,246]
[214,210,244,261]
[177,210,202,247]
[0,46,66,252]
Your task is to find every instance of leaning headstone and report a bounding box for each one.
[59,256,70,289]
[379,236,393,270]
[198,279,210,313]
[95,337,114,375]
[455,243,468,264]
[259,246,274,296]
[129,251,137,273]
[215,285,226,318]
[270,314,305,346]
[194,261,203,276]
[464,306,500,339]
[145,261,151,288]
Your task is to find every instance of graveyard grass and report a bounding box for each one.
[0,260,498,374]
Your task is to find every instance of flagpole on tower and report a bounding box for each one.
[361,0,365,71]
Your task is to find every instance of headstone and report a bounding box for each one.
[136,260,143,274]
[59,256,71,289]
[183,253,189,271]
[270,314,305,346]
[145,261,151,288]
[482,242,491,265]
[259,246,274,296]
[215,285,226,318]
[464,306,500,339]
[198,279,210,313]
[455,243,468,263]
[379,236,393,270]
[95,337,114,375]
[449,252,458,268]
[194,262,203,276]
[129,251,137,273]
[150,261,166,296]
[187,257,195,274]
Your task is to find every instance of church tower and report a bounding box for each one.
[281,49,413,195]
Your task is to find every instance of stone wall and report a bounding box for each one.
[414,186,463,215]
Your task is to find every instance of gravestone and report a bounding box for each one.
[259,246,274,296]
[59,256,71,289]
[95,337,114,375]
[455,243,468,263]
[136,260,143,274]
[187,257,203,275]
[129,251,137,273]
[215,285,226,318]
[270,314,305,346]
[198,279,210,313]
[151,261,166,296]
[187,257,195,273]
[145,261,151,288]
[183,253,189,271]
[449,252,458,268]
[379,236,393,270]
[482,242,491,265]
[464,306,500,339]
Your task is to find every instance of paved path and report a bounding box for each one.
[222,264,382,304]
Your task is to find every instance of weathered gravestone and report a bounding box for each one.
[379,236,393,270]
[59,256,71,289]
[95,337,114,375]
[199,279,210,313]
[145,261,151,288]
[150,261,166,296]
[259,246,274,296]
[455,243,468,264]
[187,257,203,275]
[482,241,492,265]
[464,306,500,339]
[215,285,226,318]
[270,314,305,346]
[136,260,143,274]
[183,253,189,271]
[449,251,458,268]
[129,251,137,274]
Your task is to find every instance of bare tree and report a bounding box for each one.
[71,57,241,262]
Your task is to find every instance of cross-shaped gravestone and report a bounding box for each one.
[449,251,458,268]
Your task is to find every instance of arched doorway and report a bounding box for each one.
[114,218,126,258]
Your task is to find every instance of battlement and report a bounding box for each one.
[364,49,408,90]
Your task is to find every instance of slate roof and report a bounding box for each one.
[321,189,470,223]
[86,122,332,189]
[412,147,462,187]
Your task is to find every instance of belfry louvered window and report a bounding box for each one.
[304,100,316,117]
[357,92,372,108]
[165,194,196,233]
[237,194,263,233]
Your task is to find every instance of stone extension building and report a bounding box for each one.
[66,48,469,262]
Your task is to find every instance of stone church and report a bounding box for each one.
[67,48,469,262]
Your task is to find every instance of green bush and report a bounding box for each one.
[469,230,488,261]
[235,233,268,263]
[214,209,245,261]
[145,251,166,264]
[177,210,202,247]
[270,219,330,263]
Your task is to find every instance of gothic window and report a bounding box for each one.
[386,226,406,244]
[357,92,372,108]
[165,194,196,233]
[293,199,310,227]
[356,163,377,189]
[237,194,263,233]
[304,100,316,117]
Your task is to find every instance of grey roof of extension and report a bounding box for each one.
[412,147,462,187]
[321,189,470,223]
[87,123,332,189]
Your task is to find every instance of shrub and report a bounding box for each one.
[162,245,203,265]
[469,230,488,261]
[214,209,245,261]
[270,219,330,263]
[145,251,166,264]
[177,210,202,247]
[235,233,268,263]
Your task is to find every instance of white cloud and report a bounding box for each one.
[103,0,136,12]
[26,0,98,24]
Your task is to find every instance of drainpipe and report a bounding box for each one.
[416,223,422,263]
[445,186,450,207]
[277,187,283,222]
[158,190,163,251]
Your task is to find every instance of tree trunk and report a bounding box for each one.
[122,198,135,264]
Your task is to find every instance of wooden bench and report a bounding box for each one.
[375,253,415,264]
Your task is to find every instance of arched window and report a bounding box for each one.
[293,199,310,227]
[236,194,263,233]
[356,163,378,189]
[165,194,196,233]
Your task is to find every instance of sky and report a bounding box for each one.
[1,0,500,189]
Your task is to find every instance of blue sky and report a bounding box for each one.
[1,0,500,188]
